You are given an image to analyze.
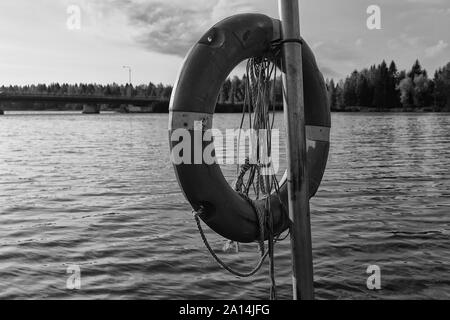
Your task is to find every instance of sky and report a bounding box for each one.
[0,0,449,86]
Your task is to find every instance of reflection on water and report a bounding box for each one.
[0,112,449,299]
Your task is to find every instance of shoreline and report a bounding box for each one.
[1,103,449,114]
[2,109,449,115]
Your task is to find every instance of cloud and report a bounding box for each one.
[211,0,257,21]
[95,0,264,57]
[399,33,421,47]
[387,34,422,50]
[425,40,448,58]
[319,65,341,79]
[63,0,449,81]
[405,0,445,3]
[81,0,279,57]
[307,40,363,80]
[311,41,324,50]
[127,1,214,56]
[314,41,361,63]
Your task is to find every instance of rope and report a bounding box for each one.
[193,54,287,298]
[193,207,268,278]
[234,157,251,194]
[237,192,266,254]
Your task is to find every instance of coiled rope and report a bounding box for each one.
[193,54,287,299]
[193,206,268,278]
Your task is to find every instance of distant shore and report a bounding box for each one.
[1,102,449,114]
[331,106,450,113]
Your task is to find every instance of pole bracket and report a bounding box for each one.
[278,38,303,45]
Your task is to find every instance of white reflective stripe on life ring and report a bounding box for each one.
[277,126,329,188]
[169,112,330,142]
[305,125,330,142]
[169,111,213,131]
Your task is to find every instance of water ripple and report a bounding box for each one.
[0,112,449,299]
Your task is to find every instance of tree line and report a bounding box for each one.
[1,59,449,112]
[0,82,173,99]
[326,60,450,112]
[217,59,450,112]
[0,82,174,111]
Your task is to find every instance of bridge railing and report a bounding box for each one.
[0,92,164,100]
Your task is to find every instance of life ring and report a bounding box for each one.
[169,13,330,243]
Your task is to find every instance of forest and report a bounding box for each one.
[326,60,450,112]
[1,59,449,112]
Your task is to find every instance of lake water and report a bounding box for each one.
[0,111,449,299]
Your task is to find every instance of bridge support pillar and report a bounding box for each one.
[82,104,100,114]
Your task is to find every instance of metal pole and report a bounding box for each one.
[278,0,314,300]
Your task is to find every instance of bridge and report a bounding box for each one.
[0,93,168,113]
